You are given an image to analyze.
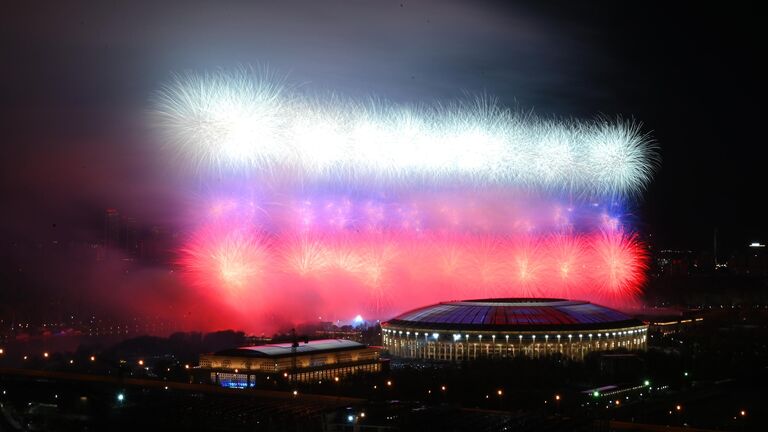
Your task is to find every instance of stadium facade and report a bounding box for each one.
[382,299,647,361]
[199,339,382,387]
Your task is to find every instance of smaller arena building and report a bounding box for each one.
[382,298,647,361]
[199,339,382,387]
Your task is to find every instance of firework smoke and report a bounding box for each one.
[152,68,657,331]
[178,225,647,325]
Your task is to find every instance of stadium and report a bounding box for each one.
[382,299,647,361]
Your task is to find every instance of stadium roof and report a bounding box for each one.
[214,339,366,358]
[383,298,643,332]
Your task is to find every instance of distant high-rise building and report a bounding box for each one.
[726,242,768,276]
[746,242,767,276]
[124,217,139,257]
[103,209,120,257]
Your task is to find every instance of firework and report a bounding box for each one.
[154,70,658,198]
[158,69,657,331]
[154,69,289,172]
[179,221,271,299]
[589,229,648,302]
[191,189,628,236]
[546,233,589,299]
[179,226,648,317]
[278,233,330,276]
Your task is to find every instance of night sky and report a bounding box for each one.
[2,0,764,254]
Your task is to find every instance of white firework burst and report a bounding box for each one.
[153,69,658,198]
[154,68,289,172]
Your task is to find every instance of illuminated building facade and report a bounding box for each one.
[382,299,647,361]
[199,339,382,388]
